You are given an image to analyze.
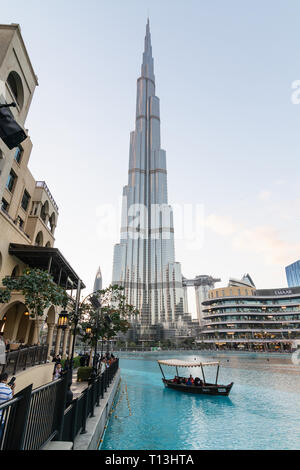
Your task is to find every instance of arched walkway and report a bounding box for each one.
[0,300,32,344]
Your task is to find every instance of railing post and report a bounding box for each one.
[52,372,69,441]
[23,348,28,370]
[13,350,20,375]
[100,373,104,399]
[5,384,33,450]
[80,389,88,435]
[96,375,100,407]
[70,397,79,442]
[90,383,95,418]
[104,369,108,392]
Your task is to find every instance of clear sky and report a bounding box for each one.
[2,0,300,313]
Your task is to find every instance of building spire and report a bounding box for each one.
[141,18,155,82]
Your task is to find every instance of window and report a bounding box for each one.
[1,198,9,212]
[14,146,23,164]
[17,216,24,229]
[21,190,30,211]
[6,170,17,193]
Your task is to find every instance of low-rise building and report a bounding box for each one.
[197,275,300,352]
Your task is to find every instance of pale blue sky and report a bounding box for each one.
[2,0,300,312]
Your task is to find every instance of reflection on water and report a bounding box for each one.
[100,351,300,450]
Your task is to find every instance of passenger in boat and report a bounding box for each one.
[186,375,194,386]
[194,377,203,386]
[172,376,180,384]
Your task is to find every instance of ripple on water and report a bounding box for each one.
[101,352,300,450]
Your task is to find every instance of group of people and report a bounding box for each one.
[52,354,73,381]
[172,374,204,386]
[99,353,116,370]
[52,351,117,380]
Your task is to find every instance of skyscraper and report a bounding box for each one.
[286,260,300,288]
[94,266,102,293]
[112,19,185,339]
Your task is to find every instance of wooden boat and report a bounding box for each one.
[157,359,233,396]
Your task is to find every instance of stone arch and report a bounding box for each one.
[45,241,51,248]
[11,264,21,277]
[6,71,24,109]
[49,212,56,234]
[40,305,56,347]
[35,231,43,246]
[40,200,49,224]
[0,300,31,342]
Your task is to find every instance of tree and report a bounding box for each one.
[1,268,69,317]
[77,284,138,356]
[0,288,11,304]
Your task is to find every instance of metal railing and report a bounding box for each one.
[35,181,59,212]
[0,359,119,450]
[62,359,119,442]
[1,345,48,376]
[0,385,32,450]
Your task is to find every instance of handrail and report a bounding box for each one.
[0,358,120,450]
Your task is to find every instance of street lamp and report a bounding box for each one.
[58,310,68,329]
[89,295,101,377]
[69,288,101,376]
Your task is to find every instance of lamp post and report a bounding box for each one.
[69,286,101,381]
[89,294,101,380]
[57,309,73,407]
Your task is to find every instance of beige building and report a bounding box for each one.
[0,24,83,359]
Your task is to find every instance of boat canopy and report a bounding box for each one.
[157,359,220,368]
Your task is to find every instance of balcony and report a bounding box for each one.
[35,181,59,213]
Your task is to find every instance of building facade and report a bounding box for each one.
[182,275,221,326]
[0,24,84,358]
[197,276,300,351]
[112,20,186,340]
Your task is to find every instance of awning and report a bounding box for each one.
[9,243,85,290]
[157,359,219,368]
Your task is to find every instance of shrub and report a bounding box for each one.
[77,366,93,382]
[61,355,81,370]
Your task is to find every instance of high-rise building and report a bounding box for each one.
[286,260,300,288]
[93,266,102,292]
[112,20,185,339]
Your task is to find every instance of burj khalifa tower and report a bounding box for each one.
[112,19,185,339]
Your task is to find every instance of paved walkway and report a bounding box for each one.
[70,369,88,398]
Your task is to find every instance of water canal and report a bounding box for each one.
[100,351,300,450]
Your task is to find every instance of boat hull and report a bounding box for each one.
[163,379,233,396]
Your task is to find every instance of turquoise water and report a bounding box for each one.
[100,351,300,450]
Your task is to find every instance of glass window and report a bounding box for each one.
[6,170,17,193]
[1,198,9,212]
[17,216,24,229]
[14,146,23,164]
[21,190,30,211]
